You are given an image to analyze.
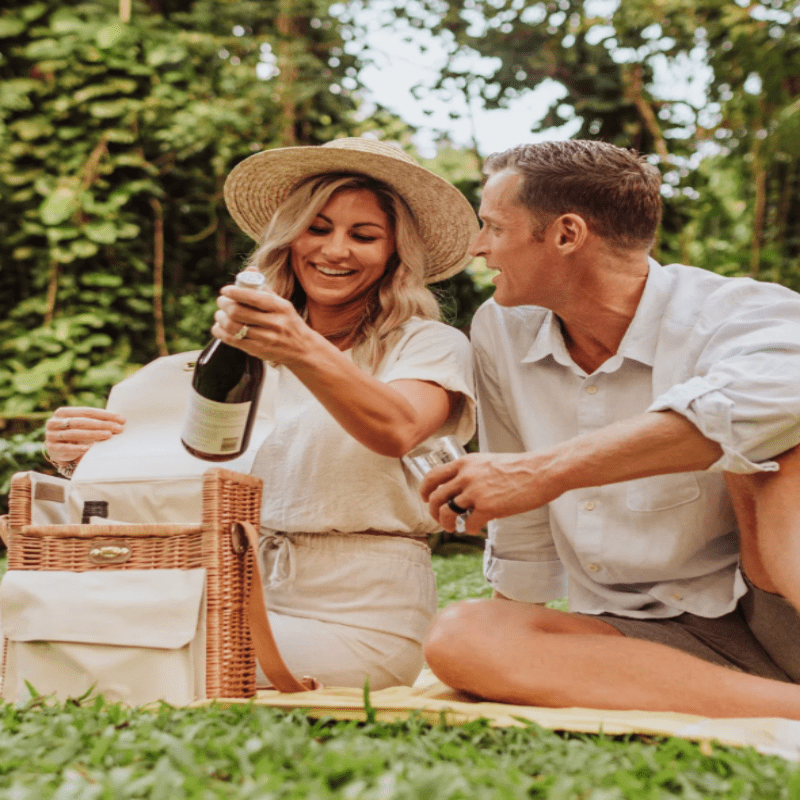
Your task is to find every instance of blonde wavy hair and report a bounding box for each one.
[244,173,441,372]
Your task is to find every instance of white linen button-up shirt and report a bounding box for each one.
[472,261,800,618]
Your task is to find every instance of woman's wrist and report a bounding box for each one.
[41,444,79,479]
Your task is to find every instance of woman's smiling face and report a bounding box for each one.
[290,188,396,320]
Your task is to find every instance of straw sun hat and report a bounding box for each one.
[223,137,479,283]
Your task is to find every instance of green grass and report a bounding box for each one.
[1,551,799,797]
[433,551,493,607]
[1,686,798,798]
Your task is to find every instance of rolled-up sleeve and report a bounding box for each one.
[474,324,565,602]
[650,288,800,474]
[484,514,567,602]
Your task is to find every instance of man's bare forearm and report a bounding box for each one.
[543,409,723,494]
[422,410,723,534]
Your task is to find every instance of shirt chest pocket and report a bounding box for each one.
[625,474,701,512]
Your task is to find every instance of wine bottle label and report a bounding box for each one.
[181,390,252,455]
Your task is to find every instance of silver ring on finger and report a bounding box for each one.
[60,419,70,430]
[446,497,473,534]
[233,324,250,341]
[454,509,472,534]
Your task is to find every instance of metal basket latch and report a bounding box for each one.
[88,541,132,565]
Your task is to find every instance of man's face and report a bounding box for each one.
[469,171,550,307]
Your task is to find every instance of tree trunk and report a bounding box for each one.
[150,197,168,357]
[276,0,298,146]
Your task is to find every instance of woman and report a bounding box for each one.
[44,137,478,689]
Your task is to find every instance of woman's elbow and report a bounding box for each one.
[365,425,428,459]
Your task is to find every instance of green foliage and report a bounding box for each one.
[0,694,797,798]
[0,0,433,515]
[0,0,381,421]
[419,144,491,332]
[0,425,50,505]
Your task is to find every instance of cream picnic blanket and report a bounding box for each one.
[195,669,800,762]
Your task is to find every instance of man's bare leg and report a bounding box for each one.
[425,444,800,717]
[725,443,800,612]
[424,599,800,718]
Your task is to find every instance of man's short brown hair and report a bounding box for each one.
[484,140,663,251]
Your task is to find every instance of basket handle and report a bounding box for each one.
[235,521,320,693]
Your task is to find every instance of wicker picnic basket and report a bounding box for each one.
[0,467,261,699]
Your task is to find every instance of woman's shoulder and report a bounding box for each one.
[377,317,471,377]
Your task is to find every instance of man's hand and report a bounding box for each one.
[419,451,561,535]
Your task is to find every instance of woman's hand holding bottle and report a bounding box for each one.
[212,285,318,369]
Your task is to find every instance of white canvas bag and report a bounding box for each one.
[69,350,277,524]
[0,568,207,706]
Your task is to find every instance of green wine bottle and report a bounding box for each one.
[181,271,266,461]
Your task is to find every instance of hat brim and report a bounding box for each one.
[223,142,479,283]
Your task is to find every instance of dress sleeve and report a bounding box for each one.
[472,312,566,604]
[379,319,476,444]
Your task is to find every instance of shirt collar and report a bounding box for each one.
[520,310,573,368]
[614,258,671,368]
[521,258,670,371]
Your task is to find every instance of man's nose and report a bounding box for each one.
[468,227,487,258]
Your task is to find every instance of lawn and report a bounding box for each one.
[0,551,799,798]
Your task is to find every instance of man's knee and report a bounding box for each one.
[424,598,579,688]
[424,599,491,670]
[424,597,537,690]
[726,442,800,595]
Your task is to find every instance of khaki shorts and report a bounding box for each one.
[586,579,800,683]
[258,531,436,690]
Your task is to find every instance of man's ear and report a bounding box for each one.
[552,213,589,252]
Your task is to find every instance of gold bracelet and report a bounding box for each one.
[41,443,78,479]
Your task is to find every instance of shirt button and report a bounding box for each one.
[584,501,595,510]
[588,563,599,572]
[585,385,598,394]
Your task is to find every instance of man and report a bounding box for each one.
[420,140,800,718]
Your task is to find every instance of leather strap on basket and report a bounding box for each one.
[236,521,319,692]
